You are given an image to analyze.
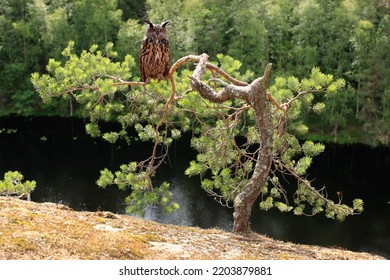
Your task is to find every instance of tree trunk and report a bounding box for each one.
[189,55,274,233]
[232,64,274,233]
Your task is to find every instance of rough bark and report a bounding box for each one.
[232,65,273,233]
[190,54,274,233]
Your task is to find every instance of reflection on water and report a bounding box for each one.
[0,117,389,258]
[141,178,233,230]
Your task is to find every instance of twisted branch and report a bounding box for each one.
[168,54,248,86]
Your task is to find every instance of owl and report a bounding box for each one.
[139,19,171,83]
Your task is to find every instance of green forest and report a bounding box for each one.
[1,0,390,146]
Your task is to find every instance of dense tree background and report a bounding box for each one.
[1,0,390,145]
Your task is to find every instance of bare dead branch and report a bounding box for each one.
[208,78,230,88]
[189,54,254,103]
[168,55,201,77]
[205,63,249,86]
[168,53,249,86]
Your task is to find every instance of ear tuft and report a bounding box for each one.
[162,20,171,28]
[143,19,154,28]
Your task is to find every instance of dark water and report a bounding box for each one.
[0,117,389,258]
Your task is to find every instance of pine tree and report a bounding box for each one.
[31,42,363,232]
[0,171,36,201]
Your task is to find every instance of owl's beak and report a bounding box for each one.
[156,30,160,35]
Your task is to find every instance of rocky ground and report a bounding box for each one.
[0,196,384,260]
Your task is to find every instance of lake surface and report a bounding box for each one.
[0,117,389,258]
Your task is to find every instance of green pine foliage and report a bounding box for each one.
[97,164,179,216]
[0,171,36,200]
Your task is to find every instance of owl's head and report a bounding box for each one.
[143,19,170,39]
